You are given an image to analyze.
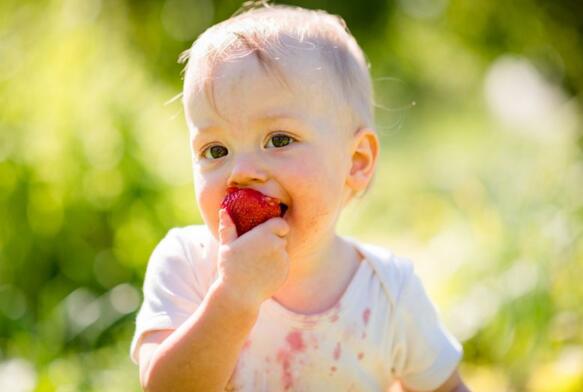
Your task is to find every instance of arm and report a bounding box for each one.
[388,265,467,392]
[138,330,173,389]
[139,211,290,392]
[139,281,260,392]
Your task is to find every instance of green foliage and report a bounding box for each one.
[0,0,581,391]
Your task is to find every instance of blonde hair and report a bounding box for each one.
[179,3,374,130]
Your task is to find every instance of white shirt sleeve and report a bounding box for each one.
[390,270,463,391]
[129,227,210,364]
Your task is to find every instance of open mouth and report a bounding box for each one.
[280,203,289,217]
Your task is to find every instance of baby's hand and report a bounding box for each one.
[215,208,290,310]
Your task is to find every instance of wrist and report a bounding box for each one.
[209,278,263,318]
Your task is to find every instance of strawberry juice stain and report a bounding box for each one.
[276,330,306,390]
[333,342,342,360]
[362,308,371,326]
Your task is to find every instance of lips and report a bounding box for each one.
[220,187,288,236]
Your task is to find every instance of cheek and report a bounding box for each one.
[285,155,347,221]
[194,171,223,235]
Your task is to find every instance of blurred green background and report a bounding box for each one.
[0,0,581,391]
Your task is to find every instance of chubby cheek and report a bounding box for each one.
[285,160,346,235]
[194,171,224,238]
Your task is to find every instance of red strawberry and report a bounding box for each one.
[220,187,286,236]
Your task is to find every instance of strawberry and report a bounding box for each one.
[220,187,286,236]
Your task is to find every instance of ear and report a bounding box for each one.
[346,128,380,195]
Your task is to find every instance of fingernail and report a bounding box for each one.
[219,208,229,223]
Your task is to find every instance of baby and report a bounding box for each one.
[130,4,468,392]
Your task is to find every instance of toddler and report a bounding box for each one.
[130,4,468,391]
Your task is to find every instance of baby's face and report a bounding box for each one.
[185,50,355,255]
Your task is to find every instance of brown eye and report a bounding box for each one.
[203,145,228,160]
[266,134,295,148]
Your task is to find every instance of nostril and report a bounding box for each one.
[280,203,288,217]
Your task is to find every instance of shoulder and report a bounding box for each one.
[162,224,212,248]
[347,238,416,307]
[153,224,212,259]
[145,224,216,279]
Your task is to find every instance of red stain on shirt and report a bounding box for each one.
[276,331,306,390]
[242,339,251,350]
[286,330,306,352]
[329,313,339,323]
[357,352,364,360]
[331,366,337,372]
[333,342,342,360]
[309,335,319,350]
[362,308,371,326]
[277,349,294,390]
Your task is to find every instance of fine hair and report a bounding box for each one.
[180,3,375,131]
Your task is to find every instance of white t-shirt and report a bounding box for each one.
[130,225,462,391]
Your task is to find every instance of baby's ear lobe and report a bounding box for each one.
[346,128,379,193]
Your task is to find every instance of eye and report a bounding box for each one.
[202,144,228,160]
[265,133,296,149]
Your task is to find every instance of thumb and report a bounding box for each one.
[218,209,238,244]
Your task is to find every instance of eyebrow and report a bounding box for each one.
[193,112,303,134]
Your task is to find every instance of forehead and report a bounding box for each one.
[184,48,349,130]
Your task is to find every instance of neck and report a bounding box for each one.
[287,231,339,280]
[272,233,361,314]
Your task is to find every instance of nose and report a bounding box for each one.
[227,152,268,187]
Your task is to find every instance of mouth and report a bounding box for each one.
[221,187,290,235]
[280,203,289,218]
[226,186,289,217]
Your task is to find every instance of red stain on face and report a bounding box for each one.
[242,339,251,350]
[363,308,371,326]
[333,342,342,360]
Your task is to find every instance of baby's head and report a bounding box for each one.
[182,4,374,131]
[181,4,379,250]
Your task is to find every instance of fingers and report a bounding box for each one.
[220,211,289,245]
[261,217,289,238]
[218,209,238,244]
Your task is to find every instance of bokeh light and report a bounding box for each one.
[0,0,581,391]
